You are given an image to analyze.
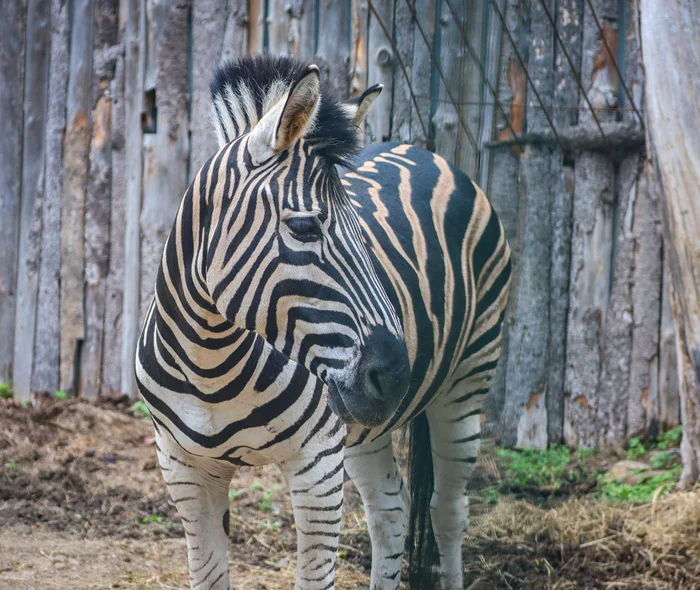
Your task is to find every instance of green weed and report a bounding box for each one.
[130,400,151,419]
[496,445,573,488]
[55,390,69,400]
[0,382,12,400]
[600,467,680,503]
[4,460,16,469]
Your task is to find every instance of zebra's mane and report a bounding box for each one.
[210,55,360,165]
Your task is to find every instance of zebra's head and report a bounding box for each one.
[206,56,410,427]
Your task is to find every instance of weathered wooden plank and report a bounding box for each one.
[139,0,191,324]
[268,0,292,54]
[500,0,556,449]
[408,0,435,149]
[292,0,315,59]
[349,0,367,98]
[658,257,680,431]
[364,0,392,143]
[456,0,485,178]
[81,0,120,399]
[0,0,26,384]
[564,0,619,447]
[432,0,464,163]
[553,0,584,128]
[102,11,127,395]
[191,0,228,173]
[34,0,70,395]
[248,0,265,54]
[60,0,95,393]
[595,157,636,443]
[389,0,414,143]
[221,0,249,62]
[121,0,146,396]
[13,0,51,401]
[482,0,525,440]
[316,0,352,97]
[627,158,662,437]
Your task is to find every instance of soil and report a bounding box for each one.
[0,397,696,589]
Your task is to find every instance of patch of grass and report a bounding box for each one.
[482,487,503,505]
[657,425,683,450]
[55,390,69,400]
[495,445,574,488]
[138,514,177,527]
[627,437,647,460]
[4,459,16,469]
[260,484,283,513]
[0,382,12,400]
[229,482,283,513]
[600,467,681,503]
[129,400,151,419]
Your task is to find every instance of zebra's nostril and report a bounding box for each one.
[367,368,383,399]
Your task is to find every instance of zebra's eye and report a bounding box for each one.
[285,217,321,242]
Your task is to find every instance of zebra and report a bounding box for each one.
[135,55,511,590]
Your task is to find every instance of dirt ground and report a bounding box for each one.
[0,397,699,589]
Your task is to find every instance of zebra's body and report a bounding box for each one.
[136,56,510,590]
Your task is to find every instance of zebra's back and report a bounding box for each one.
[341,143,512,445]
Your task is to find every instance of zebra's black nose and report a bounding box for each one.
[357,325,410,413]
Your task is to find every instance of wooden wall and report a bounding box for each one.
[0,0,679,447]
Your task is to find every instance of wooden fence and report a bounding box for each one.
[0,0,679,448]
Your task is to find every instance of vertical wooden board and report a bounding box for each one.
[546,157,574,444]
[268,0,292,54]
[553,0,584,128]
[293,0,315,59]
[364,0,393,143]
[121,0,146,396]
[248,0,265,54]
[390,0,414,143]
[456,0,485,178]
[481,0,524,439]
[0,0,26,383]
[139,0,191,324]
[595,158,635,444]
[432,0,464,163]
[102,19,127,395]
[564,153,614,447]
[190,0,228,173]
[349,0,367,98]
[316,0,352,98]
[627,158,662,436]
[408,0,435,149]
[658,254,680,431]
[13,0,51,401]
[501,145,552,449]
[34,0,70,395]
[221,0,249,61]
[60,0,95,393]
[81,0,120,399]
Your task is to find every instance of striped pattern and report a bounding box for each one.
[135,57,510,590]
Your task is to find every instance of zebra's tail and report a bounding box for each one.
[405,411,439,588]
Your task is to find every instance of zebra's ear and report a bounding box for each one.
[343,84,383,125]
[248,65,321,163]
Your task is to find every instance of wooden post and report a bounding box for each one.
[34,0,70,395]
[268,0,292,54]
[564,0,618,447]
[221,0,249,62]
[102,5,127,395]
[482,0,524,440]
[349,0,367,98]
[121,0,146,396]
[80,0,120,399]
[248,0,265,54]
[500,0,556,449]
[641,0,700,486]
[139,0,191,324]
[60,0,95,393]
[409,0,435,149]
[658,260,680,430]
[316,0,352,98]
[0,0,26,384]
[13,0,51,401]
[365,0,393,143]
[390,0,414,143]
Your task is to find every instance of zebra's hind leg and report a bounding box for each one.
[155,430,234,590]
[277,433,346,590]
[344,433,408,590]
[426,366,493,589]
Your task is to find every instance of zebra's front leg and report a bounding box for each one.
[278,444,346,590]
[344,434,408,590]
[155,430,234,590]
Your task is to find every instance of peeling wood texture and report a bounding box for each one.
[0,0,26,383]
[365,0,393,144]
[658,259,680,431]
[389,0,413,143]
[60,0,95,392]
[13,0,51,401]
[316,0,352,97]
[34,0,69,395]
[408,0,435,149]
[641,0,700,485]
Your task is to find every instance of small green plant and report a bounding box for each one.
[650,450,679,470]
[627,437,647,460]
[657,426,683,450]
[260,484,283,513]
[4,459,16,469]
[0,382,13,400]
[600,467,680,503]
[138,514,177,527]
[55,390,69,400]
[229,488,248,501]
[482,487,502,505]
[130,400,151,419]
